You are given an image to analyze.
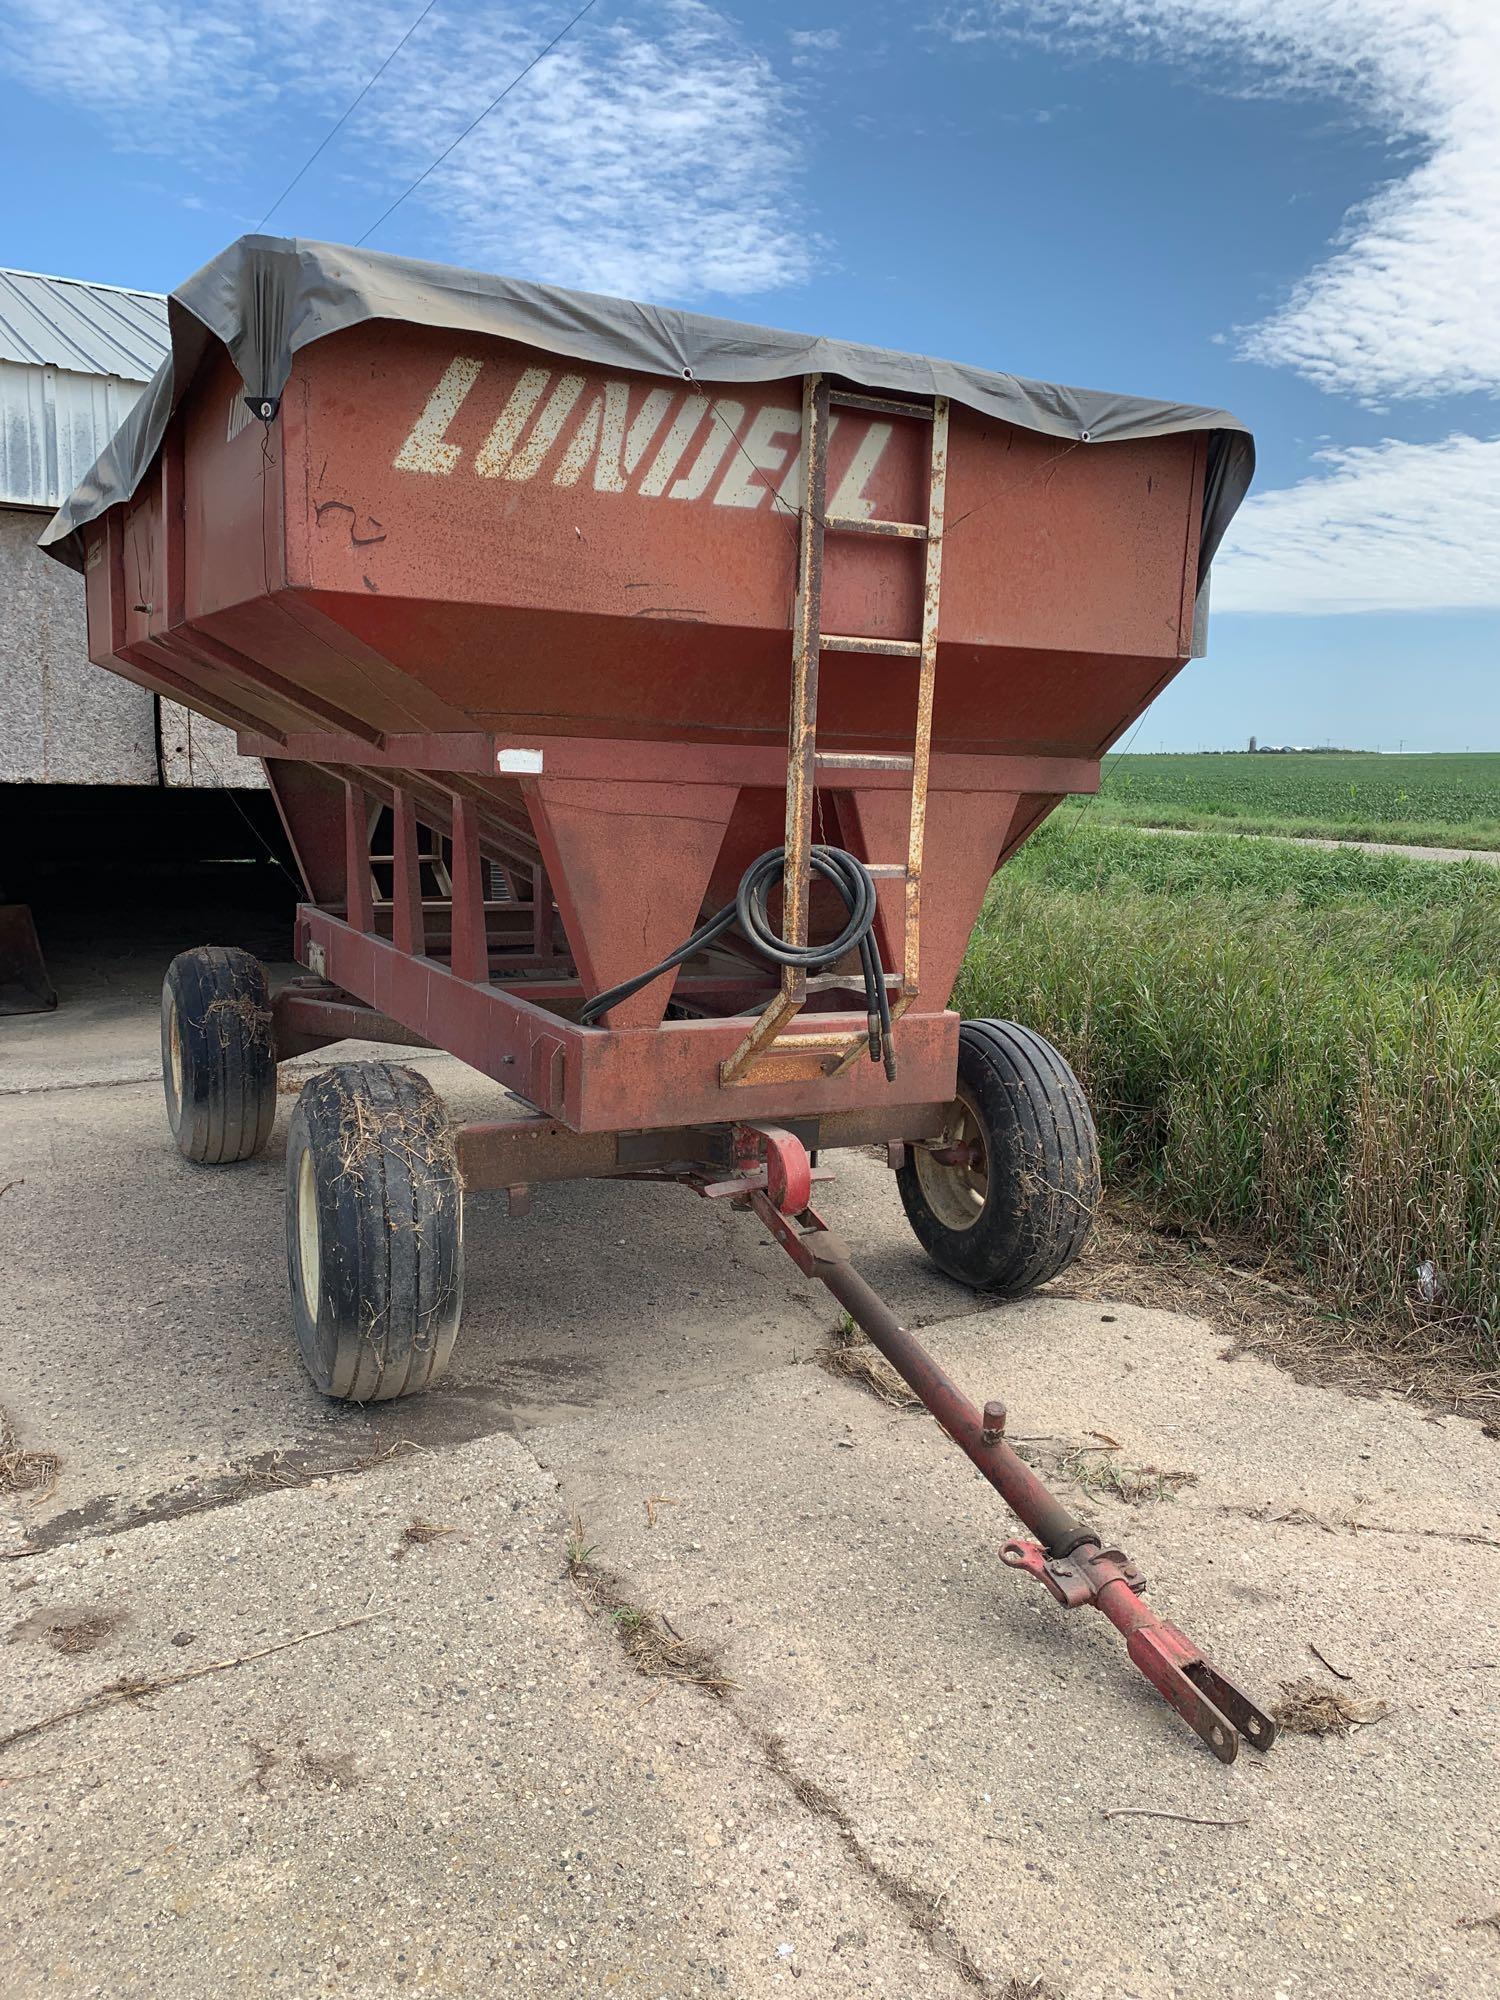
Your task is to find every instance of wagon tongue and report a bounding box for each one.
[699,1122,1278,1766]
[998,1539,1275,1763]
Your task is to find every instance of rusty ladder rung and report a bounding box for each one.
[815,752,913,772]
[825,514,928,540]
[819,633,922,657]
[828,389,937,421]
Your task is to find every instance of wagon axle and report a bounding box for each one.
[704,1123,1278,1766]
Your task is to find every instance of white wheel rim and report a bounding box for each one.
[913,1087,990,1232]
[167,992,183,1109]
[296,1147,322,1320]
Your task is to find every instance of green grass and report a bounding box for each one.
[1095,751,1500,851]
[957,822,1499,1361]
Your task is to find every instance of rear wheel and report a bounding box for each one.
[898,1019,1099,1293]
[285,1062,463,1401]
[161,946,277,1164]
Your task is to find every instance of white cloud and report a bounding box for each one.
[0,0,406,146]
[367,5,811,297]
[1211,434,1500,613]
[943,1,1500,404]
[788,26,841,64]
[0,0,808,301]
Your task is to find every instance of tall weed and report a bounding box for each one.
[957,825,1499,1359]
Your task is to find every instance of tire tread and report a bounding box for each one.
[285,1061,463,1403]
[162,946,276,1164]
[897,1018,1099,1294]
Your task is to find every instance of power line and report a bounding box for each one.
[355,0,601,246]
[256,0,445,231]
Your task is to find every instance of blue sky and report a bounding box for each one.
[2,0,1495,750]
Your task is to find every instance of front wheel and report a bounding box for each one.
[285,1062,464,1401]
[898,1019,1099,1294]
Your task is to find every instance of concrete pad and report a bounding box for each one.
[1,1436,974,2000]
[0,975,996,1549]
[0,890,291,1095]
[0,1066,891,1546]
[0,945,432,1095]
[6,977,1498,1998]
[534,1307,1500,2000]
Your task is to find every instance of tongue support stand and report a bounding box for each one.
[691,1123,1276,1765]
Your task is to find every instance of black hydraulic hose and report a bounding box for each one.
[577,845,897,1079]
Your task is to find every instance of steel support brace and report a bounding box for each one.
[708,1124,1276,1765]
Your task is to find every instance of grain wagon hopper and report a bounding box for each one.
[44,236,1273,1761]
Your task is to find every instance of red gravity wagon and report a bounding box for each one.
[45,236,1273,1761]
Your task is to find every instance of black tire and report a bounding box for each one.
[285,1062,463,1401]
[897,1019,1099,1293]
[162,946,277,1164]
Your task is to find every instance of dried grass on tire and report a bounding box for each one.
[200,993,273,1052]
[332,1078,463,1208]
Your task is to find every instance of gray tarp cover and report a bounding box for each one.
[41,234,1253,613]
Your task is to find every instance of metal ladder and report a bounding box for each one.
[722,373,950,1086]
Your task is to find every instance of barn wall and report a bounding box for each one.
[0,504,155,783]
[0,506,264,787]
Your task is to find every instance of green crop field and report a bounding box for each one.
[1094,750,1500,851]
[958,822,1499,1363]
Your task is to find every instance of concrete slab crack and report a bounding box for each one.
[0,1069,161,1096]
[752,1725,997,1991]
[547,1488,1007,1994]
[8,1439,426,1557]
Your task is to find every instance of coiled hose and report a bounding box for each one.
[577,844,896,1079]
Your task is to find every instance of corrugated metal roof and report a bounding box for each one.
[0,266,169,509]
[0,267,167,380]
[1,360,152,510]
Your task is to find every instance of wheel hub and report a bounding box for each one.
[167,992,183,1110]
[296,1147,321,1319]
[913,1087,990,1231]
